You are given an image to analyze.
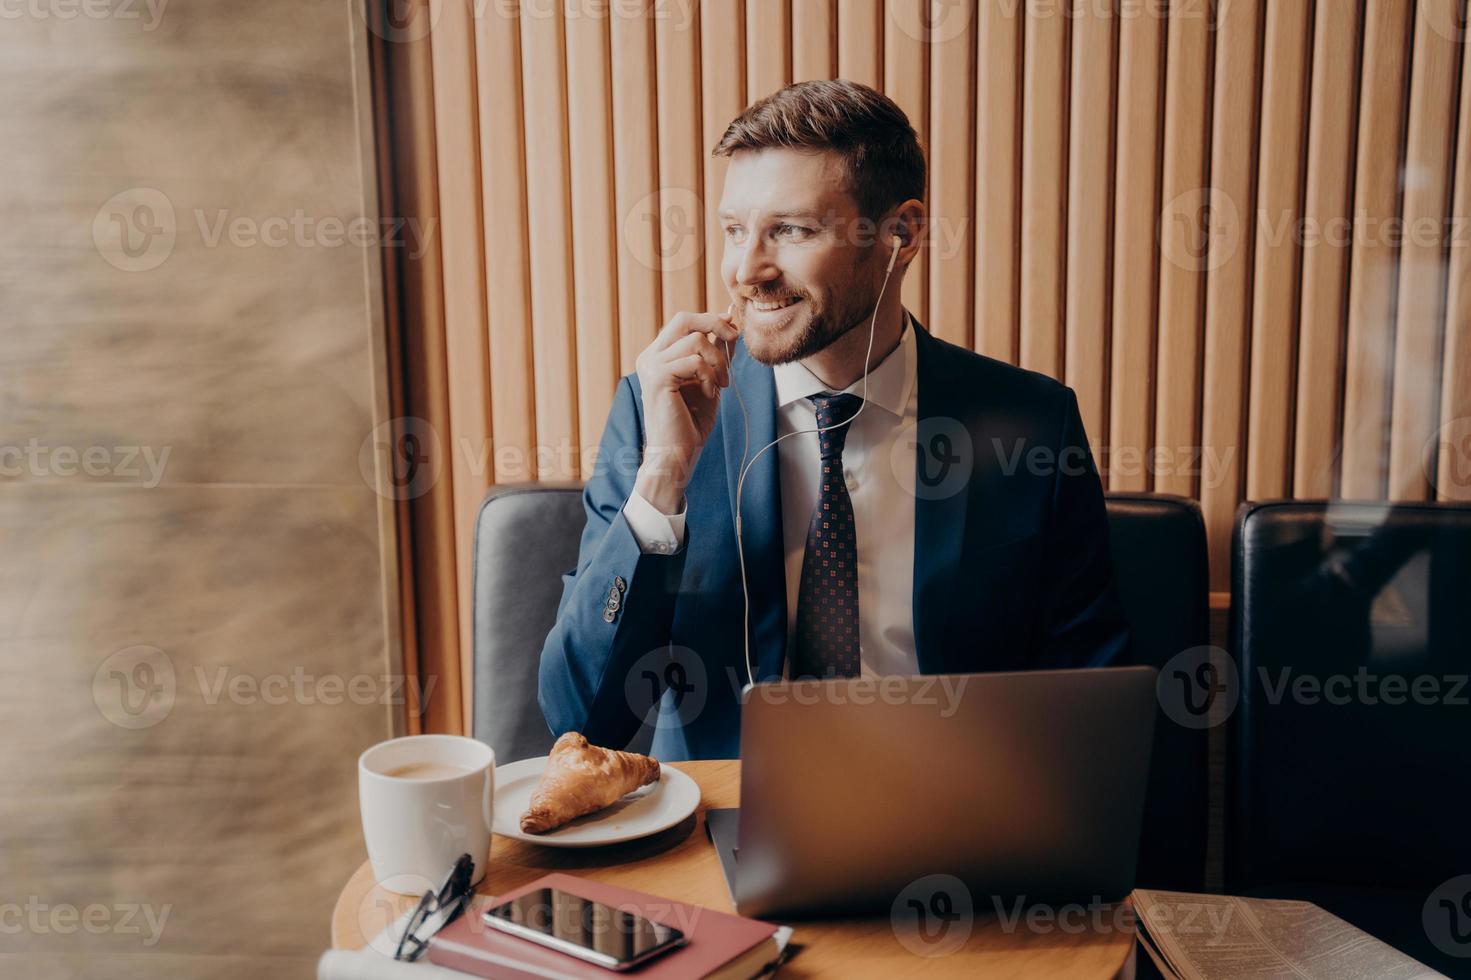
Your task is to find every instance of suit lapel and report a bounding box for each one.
[721,340,788,681]
[910,320,970,674]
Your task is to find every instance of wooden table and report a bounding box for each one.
[334,761,1136,977]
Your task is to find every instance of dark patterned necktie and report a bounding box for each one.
[792,392,864,679]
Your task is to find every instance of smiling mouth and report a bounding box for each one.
[748,297,803,312]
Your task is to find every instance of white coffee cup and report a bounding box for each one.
[358,734,495,895]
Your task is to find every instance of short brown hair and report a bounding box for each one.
[712,79,926,223]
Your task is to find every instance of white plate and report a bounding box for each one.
[491,756,701,848]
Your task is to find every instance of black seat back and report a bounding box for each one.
[1228,500,1471,891]
[1106,493,1211,891]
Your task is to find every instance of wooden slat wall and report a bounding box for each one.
[1293,0,1363,500]
[703,0,747,314]
[427,0,490,730]
[1443,20,1471,504]
[885,0,930,324]
[793,0,835,83]
[657,5,707,321]
[406,0,1471,726]
[927,1,977,349]
[1390,0,1464,500]
[747,0,791,102]
[1108,0,1165,493]
[1154,3,1213,501]
[1065,1,1118,445]
[839,0,883,88]
[522,4,580,481]
[1342,0,1415,500]
[1020,3,1069,379]
[1246,0,1312,503]
[973,0,1021,364]
[475,2,535,487]
[610,4,661,376]
[566,3,623,465]
[1198,0,1261,589]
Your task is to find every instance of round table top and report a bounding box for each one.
[333,759,1135,978]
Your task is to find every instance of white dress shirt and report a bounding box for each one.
[624,311,920,677]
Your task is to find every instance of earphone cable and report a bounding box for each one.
[722,251,899,692]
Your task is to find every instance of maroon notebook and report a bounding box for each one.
[425,873,777,979]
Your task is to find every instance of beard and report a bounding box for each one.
[738,266,882,367]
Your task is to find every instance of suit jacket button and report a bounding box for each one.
[602,608,616,623]
[607,593,621,612]
[614,576,627,593]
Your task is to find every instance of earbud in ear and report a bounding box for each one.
[886,234,901,274]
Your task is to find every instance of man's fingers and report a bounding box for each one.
[664,353,720,398]
[652,310,740,352]
[662,331,730,388]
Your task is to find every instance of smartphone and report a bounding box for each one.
[480,886,687,971]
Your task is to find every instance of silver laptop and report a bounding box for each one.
[706,667,1158,919]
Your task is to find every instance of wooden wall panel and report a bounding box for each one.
[1294,0,1363,499]
[1065,1,1117,448]
[566,8,622,465]
[884,0,930,325]
[1245,0,1312,502]
[1020,3,1069,377]
[973,0,1022,363]
[1153,4,1214,499]
[611,4,663,374]
[926,0,976,348]
[475,2,535,486]
[1441,32,1471,503]
[428,0,490,731]
[521,4,579,480]
[747,0,791,102]
[381,6,460,735]
[657,6,708,319]
[702,0,747,313]
[839,0,883,89]
[1108,0,1165,491]
[1341,0,1414,499]
[395,0,1471,716]
[1388,0,1463,501]
[794,0,837,82]
[1199,0,1263,587]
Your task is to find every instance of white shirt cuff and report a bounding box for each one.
[623,488,687,555]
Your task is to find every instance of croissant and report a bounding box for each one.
[520,732,661,834]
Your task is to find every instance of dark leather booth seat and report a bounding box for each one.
[1229,500,1471,975]
[1106,493,1211,892]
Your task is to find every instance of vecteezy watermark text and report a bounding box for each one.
[92,188,436,272]
[0,0,167,30]
[0,897,171,947]
[1257,667,1468,708]
[1158,645,1469,729]
[193,209,435,259]
[0,439,170,487]
[93,645,440,730]
[194,665,439,711]
[737,673,970,718]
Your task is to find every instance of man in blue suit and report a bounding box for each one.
[540,79,1128,760]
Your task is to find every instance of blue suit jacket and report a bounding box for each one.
[539,317,1129,760]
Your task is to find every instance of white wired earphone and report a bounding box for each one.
[720,234,903,692]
